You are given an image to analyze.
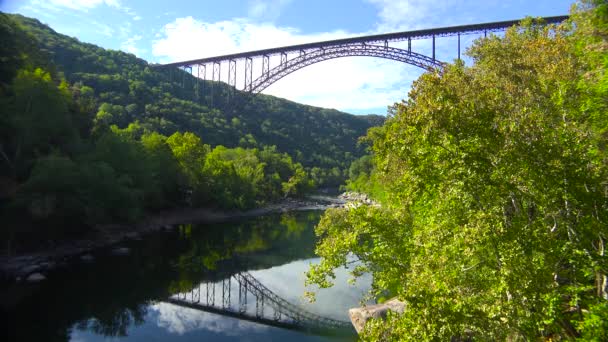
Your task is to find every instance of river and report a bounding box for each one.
[3,210,371,341]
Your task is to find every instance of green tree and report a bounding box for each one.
[203,146,263,209]
[15,154,139,230]
[141,132,183,208]
[307,6,608,341]
[5,68,77,178]
[166,131,210,205]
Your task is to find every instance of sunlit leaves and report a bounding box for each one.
[307,3,608,340]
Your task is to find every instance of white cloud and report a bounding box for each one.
[122,34,143,55]
[366,0,436,31]
[150,0,487,113]
[365,0,502,33]
[152,302,269,335]
[152,17,425,113]
[43,0,140,21]
[248,0,292,21]
[119,21,132,39]
[47,0,117,11]
[248,257,373,320]
[18,4,58,19]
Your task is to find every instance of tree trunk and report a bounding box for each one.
[598,236,608,300]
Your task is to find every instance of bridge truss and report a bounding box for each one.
[156,15,568,97]
[166,272,353,334]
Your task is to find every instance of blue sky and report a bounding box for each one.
[2,0,573,114]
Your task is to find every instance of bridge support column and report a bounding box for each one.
[273,308,281,321]
[256,294,264,318]
[432,34,435,61]
[222,278,231,308]
[228,59,237,102]
[199,64,206,102]
[280,52,287,65]
[193,284,200,303]
[458,33,461,60]
[211,62,221,107]
[262,55,270,78]
[244,57,253,92]
[239,277,248,313]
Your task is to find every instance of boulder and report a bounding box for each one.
[25,272,46,282]
[20,264,41,275]
[38,261,56,271]
[348,298,406,334]
[125,232,142,241]
[111,247,130,256]
[80,254,95,262]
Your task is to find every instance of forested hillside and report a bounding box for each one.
[1,14,382,185]
[0,12,382,246]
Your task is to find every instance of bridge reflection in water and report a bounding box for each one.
[165,272,354,336]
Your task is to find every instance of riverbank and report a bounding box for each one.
[0,196,345,282]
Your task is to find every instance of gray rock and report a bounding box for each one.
[20,264,41,275]
[26,272,46,282]
[80,254,95,262]
[111,247,130,256]
[125,232,142,240]
[38,261,56,271]
[348,298,406,334]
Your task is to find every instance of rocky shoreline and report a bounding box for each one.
[0,196,346,283]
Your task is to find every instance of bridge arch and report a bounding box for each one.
[246,44,443,94]
[167,271,353,335]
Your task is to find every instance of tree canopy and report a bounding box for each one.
[0,11,381,247]
[307,2,608,340]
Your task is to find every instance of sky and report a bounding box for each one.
[1,0,573,115]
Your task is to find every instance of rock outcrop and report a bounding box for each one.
[348,298,406,334]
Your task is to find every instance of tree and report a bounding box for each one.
[166,132,210,205]
[307,5,608,340]
[141,132,183,208]
[15,154,139,230]
[5,68,77,178]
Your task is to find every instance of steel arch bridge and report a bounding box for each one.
[156,15,568,97]
[246,44,441,94]
[165,271,354,335]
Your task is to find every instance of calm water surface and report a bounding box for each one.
[3,211,371,341]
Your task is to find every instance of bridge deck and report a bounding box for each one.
[166,272,354,335]
[164,298,355,336]
[159,15,568,68]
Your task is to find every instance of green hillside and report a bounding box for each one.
[0,12,383,244]
[1,13,383,184]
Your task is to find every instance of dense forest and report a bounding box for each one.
[307,1,608,340]
[0,13,382,246]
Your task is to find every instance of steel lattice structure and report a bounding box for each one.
[247,44,442,94]
[155,15,568,97]
[159,15,568,68]
[166,272,353,334]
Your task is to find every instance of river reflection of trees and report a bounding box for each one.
[4,211,322,341]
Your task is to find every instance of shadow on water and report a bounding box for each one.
[1,211,355,341]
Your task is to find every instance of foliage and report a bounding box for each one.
[15,154,139,230]
[0,11,382,247]
[0,13,383,187]
[307,3,608,340]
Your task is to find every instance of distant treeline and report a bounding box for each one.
[0,13,382,244]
